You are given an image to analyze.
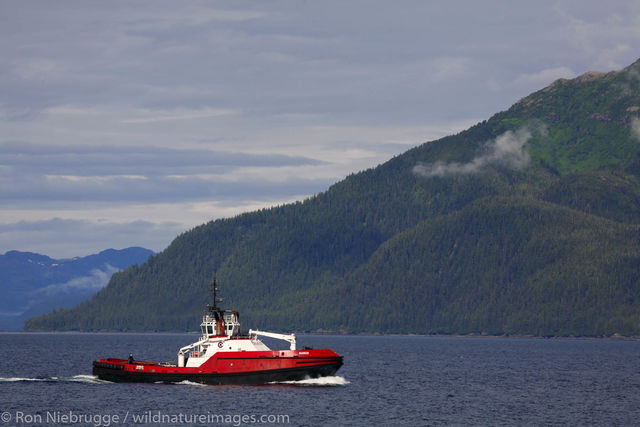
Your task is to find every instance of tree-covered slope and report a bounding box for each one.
[302,197,640,336]
[25,59,640,336]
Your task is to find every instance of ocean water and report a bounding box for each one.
[1,333,639,426]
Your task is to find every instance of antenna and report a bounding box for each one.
[209,278,223,311]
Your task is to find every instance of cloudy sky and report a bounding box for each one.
[1,1,639,258]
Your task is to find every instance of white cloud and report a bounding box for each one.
[33,265,120,297]
[513,67,576,89]
[121,107,238,124]
[430,57,472,82]
[413,127,536,178]
[10,58,70,81]
[556,2,640,71]
[593,44,633,71]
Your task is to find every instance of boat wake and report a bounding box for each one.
[173,380,208,387]
[1,374,349,387]
[270,376,350,386]
[0,375,110,384]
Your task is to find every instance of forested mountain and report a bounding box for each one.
[0,247,153,330]
[26,59,640,336]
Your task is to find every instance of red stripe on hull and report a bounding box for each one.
[93,349,343,385]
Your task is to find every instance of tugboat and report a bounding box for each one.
[92,279,343,385]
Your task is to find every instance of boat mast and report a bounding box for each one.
[208,278,223,312]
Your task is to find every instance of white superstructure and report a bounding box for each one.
[176,280,297,368]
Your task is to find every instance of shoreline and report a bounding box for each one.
[6,329,640,341]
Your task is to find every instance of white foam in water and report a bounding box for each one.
[0,375,111,384]
[69,374,111,384]
[0,377,48,382]
[1,375,349,386]
[175,380,208,387]
[272,376,350,386]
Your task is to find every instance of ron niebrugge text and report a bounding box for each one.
[2,410,290,426]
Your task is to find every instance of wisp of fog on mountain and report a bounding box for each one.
[412,124,548,178]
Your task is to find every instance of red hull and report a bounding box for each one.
[93,349,343,385]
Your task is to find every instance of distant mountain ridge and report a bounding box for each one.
[0,247,154,330]
[26,58,640,336]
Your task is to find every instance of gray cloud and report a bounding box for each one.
[0,142,322,176]
[0,172,331,204]
[0,142,329,203]
[0,218,183,257]
[413,127,536,178]
[0,174,330,204]
[2,2,639,125]
[2,1,640,257]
